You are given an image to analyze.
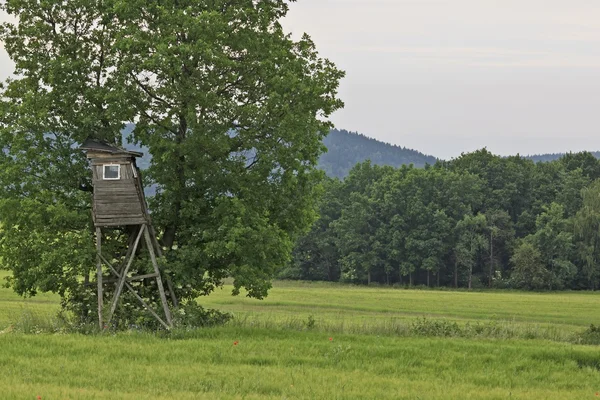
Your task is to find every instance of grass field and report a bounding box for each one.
[202,280,600,335]
[1,271,600,399]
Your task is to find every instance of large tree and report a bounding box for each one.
[0,0,344,320]
[574,181,600,290]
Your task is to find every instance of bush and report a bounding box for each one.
[172,302,232,330]
[410,318,462,337]
[577,324,600,345]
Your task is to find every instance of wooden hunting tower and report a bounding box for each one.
[80,139,174,330]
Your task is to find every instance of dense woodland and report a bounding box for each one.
[283,149,600,290]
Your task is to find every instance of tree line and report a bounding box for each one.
[283,149,600,290]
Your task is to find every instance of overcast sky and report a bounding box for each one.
[283,0,600,159]
[1,1,600,159]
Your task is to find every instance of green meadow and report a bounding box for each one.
[1,271,600,399]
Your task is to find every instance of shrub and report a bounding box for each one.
[172,302,232,330]
[577,324,600,345]
[410,318,462,337]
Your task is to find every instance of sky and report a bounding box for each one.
[282,0,600,159]
[1,1,600,159]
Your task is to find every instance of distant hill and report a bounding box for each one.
[120,127,600,179]
[525,152,600,163]
[121,127,437,180]
[319,129,437,178]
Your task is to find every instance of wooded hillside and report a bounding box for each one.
[319,129,437,178]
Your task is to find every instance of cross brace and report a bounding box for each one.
[96,224,173,330]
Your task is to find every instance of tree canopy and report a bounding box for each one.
[285,150,600,290]
[0,0,344,324]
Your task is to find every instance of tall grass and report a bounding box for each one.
[1,274,600,398]
[1,328,600,399]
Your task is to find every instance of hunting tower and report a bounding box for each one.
[80,139,174,330]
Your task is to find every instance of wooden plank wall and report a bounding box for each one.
[91,157,147,227]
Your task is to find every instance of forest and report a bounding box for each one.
[283,149,600,290]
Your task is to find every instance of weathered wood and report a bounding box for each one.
[105,225,145,329]
[94,196,141,203]
[97,204,144,218]
[95,198,143,206]
[93,182,139,190]
[95,193,140,202]
[117,226,140,276]
[93,186,139,193]
[95,207,145,215]
[96,227,103,330]
[98,212,144,221]
[149,225,179,308]
[95,206,144,214]
[92,161,135,177]
[95,217,147,227]
[98,252,170,330]
[128,273,159,281]
[100,273,158,284]
[144,227,173,327]
[94,189,140,198]
[94,197,141,206]
[83,142,173,329]
[94,196,141,202]
[95,214,146,221]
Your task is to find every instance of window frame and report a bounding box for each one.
[102,164,121,180]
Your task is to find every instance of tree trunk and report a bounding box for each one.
[427,270,430,287]
[409,273,413,286]
[367,270,371,285]
[468,265,473,290]
[437,271,440,287]
[454,259,458,288]
[160,115,187,249]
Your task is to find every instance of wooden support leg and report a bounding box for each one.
[144,227,173,327]
[105,225,145,329]
[117,227,139,276]
[98,253,170,330]
[96,227,103,330]
[149,225,179,308]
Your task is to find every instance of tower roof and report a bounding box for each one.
[80,138,143,158]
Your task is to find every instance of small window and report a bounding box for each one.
[103,164,121,180]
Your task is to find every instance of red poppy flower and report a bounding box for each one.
[329,337,333,341]
[233,341,239,346]
[37,396,41,400]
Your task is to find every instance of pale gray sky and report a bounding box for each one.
[283,0,600,159]
[2,1,600,159]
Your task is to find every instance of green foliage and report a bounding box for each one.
[577,324,600,345]
[410,318,462,337]
[291,149,600,290]
[0,0,344,320]
[510,242,551,290]
[574,181,600,289]
[454,213,488,289]
[172,302,232,330]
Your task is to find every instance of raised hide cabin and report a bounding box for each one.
[80,139,148,227]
